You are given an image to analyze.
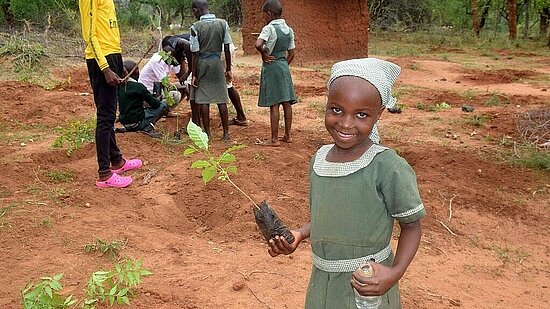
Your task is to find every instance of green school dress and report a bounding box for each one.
[306,144,426,309]
[191,18,229,105]
[258,25,296,107]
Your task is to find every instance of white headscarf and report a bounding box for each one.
[327,58,401,144]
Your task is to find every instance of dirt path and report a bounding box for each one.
[1,52,549,308]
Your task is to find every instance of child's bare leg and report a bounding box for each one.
[228,87,246,122]
[190,100,201,127]
[266,104,280,146]
[217,103,230,141]
[281,102,292,143]
[200,104,211,137]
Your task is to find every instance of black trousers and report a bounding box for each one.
[86,54,123,178]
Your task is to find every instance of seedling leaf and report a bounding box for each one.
[219,153,236,163]
[202,166,217,183]
[191,160,211,169]
[226,166,238,174]
[187,121,209,150]
[184,146,197,156]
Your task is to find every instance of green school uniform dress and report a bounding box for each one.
[190,16,229,105]
[306,144,426,309]
[258,25,296,107]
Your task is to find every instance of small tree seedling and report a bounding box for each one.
[184,121,295,244]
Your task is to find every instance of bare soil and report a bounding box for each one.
[1,51,549,309]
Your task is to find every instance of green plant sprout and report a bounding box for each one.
[83,258,152,308]
[184,121,259,210]
[21,273,76,309]
[21,259,152,309]
[85,238,127,260]
[52,118,96,156]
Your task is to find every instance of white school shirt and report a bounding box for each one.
[189,14,232,53]
[257,19,295,54]
[138,52,181,93]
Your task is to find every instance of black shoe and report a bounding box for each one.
[140,129,162,138]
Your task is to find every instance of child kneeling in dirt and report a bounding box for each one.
[118,60,167,138]
[267,58,426,308]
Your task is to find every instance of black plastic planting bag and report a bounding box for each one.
[253,201,295,244]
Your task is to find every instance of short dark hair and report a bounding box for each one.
[262,0,282,17]
[192,0,209,9]
[161,35,173,48]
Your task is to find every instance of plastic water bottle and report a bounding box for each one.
[354,263,382,309]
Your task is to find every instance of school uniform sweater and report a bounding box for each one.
[79,0,122,70]
[118,80,162,125]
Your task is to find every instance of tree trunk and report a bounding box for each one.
[541,7,549,38]
[523,0,529,39]
[479,0,491,30]
[507,0,517,40]
[471,0,481,37]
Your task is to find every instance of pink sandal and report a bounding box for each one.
[111,158,142,174]
[95,173,133,188]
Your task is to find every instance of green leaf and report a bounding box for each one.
[140,269,153,276]
[191,160,211,169]
[45,286,52,298]
[226,166,238,174]
[121,296,130,305]
[49,280,62,291]
[109,284,117,295]
[202,166,217,184]
[183,146,197,156]
[187,120,209,150]
[219,153,236,163]
[52,273,63,281]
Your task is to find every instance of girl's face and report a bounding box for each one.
[325,76,384,154]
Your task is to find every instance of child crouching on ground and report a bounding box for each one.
[118,60,167,138]
[267,58,426,308]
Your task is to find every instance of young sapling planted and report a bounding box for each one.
[184,121,295,244]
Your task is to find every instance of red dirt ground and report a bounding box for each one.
[1,53,549,309]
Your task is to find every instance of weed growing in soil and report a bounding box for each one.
[21,258,152,309]
[513,145,550,171]
[465,114,492,127]
[0,204,16,228]
[21,273,76,309]
[429,102,451,112]
[484,92,507,107]
[84,258,152,308]
[44,169,75,183]
[0,37,47,73]
[85,238,126,260]
[52,118,96,156]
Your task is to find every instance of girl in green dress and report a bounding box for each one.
[267,58,426,308]
[255,0,297,146]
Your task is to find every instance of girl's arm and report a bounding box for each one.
[286,49,295,65]
[351,220,422,296]
[255,38,275,63]
[268,223,310,257]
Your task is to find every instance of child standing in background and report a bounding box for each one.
[255,0,296,146]
[189,0,233,141]
[267,58,426,308]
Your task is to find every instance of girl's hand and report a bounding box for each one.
[350,262,400,296]
[261,52,275,63]
[267,230,301,257]
[225,71,233,83]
